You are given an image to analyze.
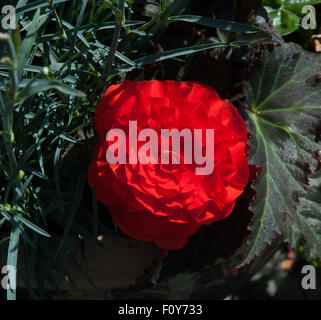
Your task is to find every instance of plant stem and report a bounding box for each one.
[104,0,125,75]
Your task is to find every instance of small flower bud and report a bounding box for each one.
[0,57,12,66]
[43,66,50,75]
[0,33,10,41]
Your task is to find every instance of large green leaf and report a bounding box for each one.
[239,43,321,267]
[285,170,321,260]
[268,8,301,36]
[263,0,321,35]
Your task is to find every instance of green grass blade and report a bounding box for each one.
[55,166,87,258]
[134,39,265,68]
[6,223,20,300]
[15,214,51,238]
[167,15,259,33]
[17,9,45,80]
[18,79,85,98]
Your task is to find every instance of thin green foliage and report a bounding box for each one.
[0,0,264,299]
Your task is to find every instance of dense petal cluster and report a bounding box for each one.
[88,80,249,250]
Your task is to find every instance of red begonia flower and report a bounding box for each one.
[88,80,249,250]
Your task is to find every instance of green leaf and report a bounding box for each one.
[6,223,20,300]
[0,237,9,245]
[164,0,193,17]
[167,15,259,33]
[55,166,87,258]
[264,0,321,14]
[285,170,321,261]
[263,0,321,35]
[17,9,47,80]
[282,0,321,16]
[238,43,321,267]
[111,38,267,75]
[268,9,301,36]
[0,217,6,228]
[15,0,70,16]
[134,42,240,67]
[15,214,51,238]
[18,79,85,98]
[36,21,145,43]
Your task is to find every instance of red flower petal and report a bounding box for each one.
[88,80,249,250]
